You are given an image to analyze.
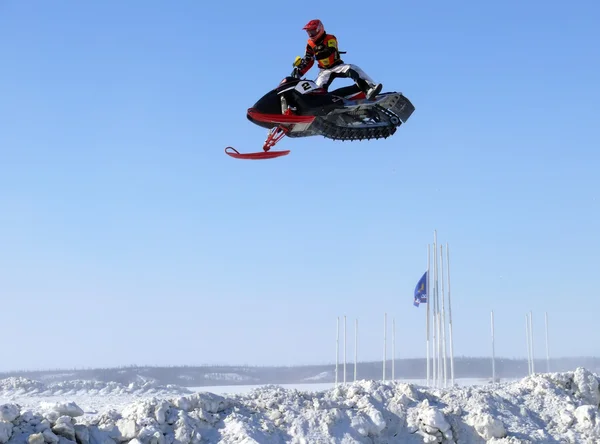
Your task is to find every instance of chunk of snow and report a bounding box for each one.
[115,419,137,441]
[51,416,76,441]
[0,404,20,423]
[414,401,453,441]
[573,367,600,407]
[574,405,597,429]
[466,411,507,440]
[0,422,12,444]
[74,425,89,444]
[42,428,59,444]
[27,433,44,444]
[39,402,83,422]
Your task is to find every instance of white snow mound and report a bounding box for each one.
[0,377,192,398]
[0,368,597,443]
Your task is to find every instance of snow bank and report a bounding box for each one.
[0,368,598,443]
[202,373,257,383]
[0,378,192,398]
[302,371,332,382]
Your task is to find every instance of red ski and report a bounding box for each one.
[224,147,290,160]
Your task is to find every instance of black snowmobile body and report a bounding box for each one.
[225,68,415,159]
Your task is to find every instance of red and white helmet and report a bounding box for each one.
[303,19,325,42]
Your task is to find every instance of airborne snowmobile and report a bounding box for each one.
[225,67,415,160]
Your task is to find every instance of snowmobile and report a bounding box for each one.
[225,67,415,160]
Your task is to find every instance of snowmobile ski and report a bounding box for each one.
[224,147,290,160]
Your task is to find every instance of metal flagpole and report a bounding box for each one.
[383,313,387,381]
[446,242,455,386]
[440,244,447,388]
[545,312,550,373]
[392,318,396,380]
[336,317,339,385]
[529,311,535,374]
[526,314,531,375]
[426,244,431,386]
[344,315,347,384]
[435,231,442,387]
[433,231,438,387]
[491,310,496,382]
[354,318,358,381]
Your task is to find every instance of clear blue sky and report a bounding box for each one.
[1,0,599,372]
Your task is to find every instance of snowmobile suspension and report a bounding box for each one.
[263,125,289,152]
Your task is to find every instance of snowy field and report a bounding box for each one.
[0,368,599,442]
[186,377,516,396]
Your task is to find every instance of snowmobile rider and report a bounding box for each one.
[294,19,383,100]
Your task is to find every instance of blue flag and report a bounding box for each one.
[413,271,428,307]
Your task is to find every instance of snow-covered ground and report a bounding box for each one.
[186,377,519,396]
[0,379,193,417]
[0,368,598,442]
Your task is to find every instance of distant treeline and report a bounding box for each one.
[1,356,598,387]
